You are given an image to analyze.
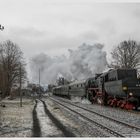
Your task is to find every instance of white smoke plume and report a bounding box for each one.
[30,43,108,84]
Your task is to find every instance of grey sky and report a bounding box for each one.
[0,0,140,62]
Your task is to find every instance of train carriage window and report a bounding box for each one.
[69,86,71,90]
[77,85,79,87]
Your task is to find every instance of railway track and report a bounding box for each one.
[50,96,140,137]
[53,97,140,130]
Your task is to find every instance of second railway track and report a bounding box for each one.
[49,96,140,137]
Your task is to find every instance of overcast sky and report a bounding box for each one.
[0,0,140,62]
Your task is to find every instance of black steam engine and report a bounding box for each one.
[53,69,140,110]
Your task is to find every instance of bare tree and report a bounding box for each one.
[110,40,140,69]
[0,40,27,98]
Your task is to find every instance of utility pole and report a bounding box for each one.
[39,68,41,98]
[19,63,22,107]
[0,25,4,99]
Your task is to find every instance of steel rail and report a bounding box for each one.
[50,97,125,137]
[53,97,140,131]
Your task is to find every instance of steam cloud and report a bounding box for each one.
[30,43,108,84]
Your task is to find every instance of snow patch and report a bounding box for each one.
[71,96,82,103]
[71,96,91,104]
[81,98,91,104]
[36,100,63,137]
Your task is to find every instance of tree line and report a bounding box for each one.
[110,40,140,70]
[0,40,26,98]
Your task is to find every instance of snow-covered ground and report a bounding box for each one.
[2,95,138,137]
[35,99,64,137]
[0,97,34,137]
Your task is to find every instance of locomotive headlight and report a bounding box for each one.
[122,86,127,90]
[129,92,133,96]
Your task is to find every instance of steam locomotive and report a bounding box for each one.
[52,69,140,110]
